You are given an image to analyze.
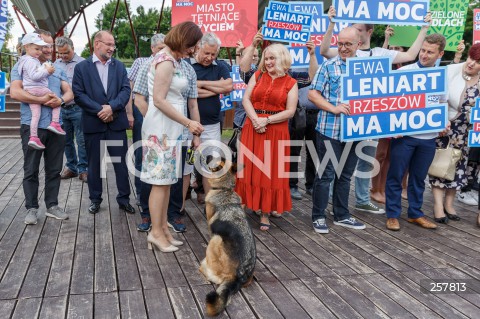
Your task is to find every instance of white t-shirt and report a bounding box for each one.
[356,47,399,60]
[398,62,445,140]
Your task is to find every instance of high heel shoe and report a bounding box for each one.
[444,209,461,221]
[169,238,184,246]
[147,233,178,252]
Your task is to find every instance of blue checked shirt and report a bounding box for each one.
[128,57,149,83]
[179,59,198,139]
[310,56,346,140]
[132,56,154,100]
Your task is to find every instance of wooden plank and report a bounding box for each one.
[380,271,469,319]
[246,215,317,279]
[415,268,480,318]
[38,295,67,319]
[45,179,83,297]
[70,181,95,295]
[240,281,283,319]
[259,280,310,318]
[108,170,142,292]
[119,290,148,319]
[320,274,389,318]
[168,286,203,319]
[269,217,355,276]
[18,219,62,298]
[302,277,363,319]
[0,216,45,299]
[11,297,42,319]
[94,292,120,319]
[67,294,93,319]
[282,278,336,318]
[143,288,175,319]
[94,167,117,293]
[348,274,433,319]
[190,284,230,319]
[0,299,16,318]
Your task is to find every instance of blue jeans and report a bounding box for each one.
[312,133,359,222]
[61,105,87,174]
[132,104,143,197]
[355,142,377,205]
[385,136,436,219]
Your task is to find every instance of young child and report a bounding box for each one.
[18,32,65,150]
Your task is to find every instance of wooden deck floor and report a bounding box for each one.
[0,138,479,319]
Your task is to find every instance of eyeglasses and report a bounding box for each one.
[98,40,116,49]
[337,42,358,49]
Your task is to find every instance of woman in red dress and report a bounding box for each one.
[236,43,299,230]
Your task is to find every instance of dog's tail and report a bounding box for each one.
[205,279,241,316]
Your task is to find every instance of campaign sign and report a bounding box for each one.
[290,1,348,47]
[171,0,258,47]
[0,72,5,113]
[287,46,323,69]
[230,65,247,102]
[468,99,480,147]
[390,0,469,52]
[340,57,448,142]
[474,9,480,45]
[333,0,429,26]
[262,1,313,44]
[220,94,233,111]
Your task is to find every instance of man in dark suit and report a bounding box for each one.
[72,30,135,214]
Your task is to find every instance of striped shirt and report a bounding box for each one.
[310,56,346,140]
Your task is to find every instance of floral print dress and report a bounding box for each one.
[141,51,187,185]
[430,85,480,190]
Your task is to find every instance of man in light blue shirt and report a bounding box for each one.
[54,36,87,183]
[10,29,73,225]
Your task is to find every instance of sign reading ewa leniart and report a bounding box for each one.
[340,57,448,142]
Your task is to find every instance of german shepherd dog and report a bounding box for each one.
[199,160,256,316]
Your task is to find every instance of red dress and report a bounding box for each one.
[235,71,296,214]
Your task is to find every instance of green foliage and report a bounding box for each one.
[81,0,172,59]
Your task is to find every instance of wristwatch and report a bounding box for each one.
[60,97,66,108]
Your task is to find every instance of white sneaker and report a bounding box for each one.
[457,191,478,206]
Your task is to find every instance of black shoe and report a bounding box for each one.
[119,203,135,214]
[434,216,448,224]
[88,202,100,214]
[444,209,461,221]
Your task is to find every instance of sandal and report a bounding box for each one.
[260,213,270,231]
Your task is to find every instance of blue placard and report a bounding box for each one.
[287,46,323,69]
[333,0,429,26]
[262,26,311,44]
[220,94,233,111]
[262,1,313,44]
[341,107,447,141]
[339,57,448,142]
[341,57,446,100]
[289,1,347,46]
[0,72,5,90]
[0,95,5,112]
[230,65,246,102]
[468,98,480,147]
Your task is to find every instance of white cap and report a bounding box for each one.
[21,32,49,46]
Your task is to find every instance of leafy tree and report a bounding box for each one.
[81,1,172,59]
[1,16,15,73]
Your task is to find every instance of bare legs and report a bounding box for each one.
[149,185,175,246]
[432,186,458,218]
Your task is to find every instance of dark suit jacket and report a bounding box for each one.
[72,56,131,133]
